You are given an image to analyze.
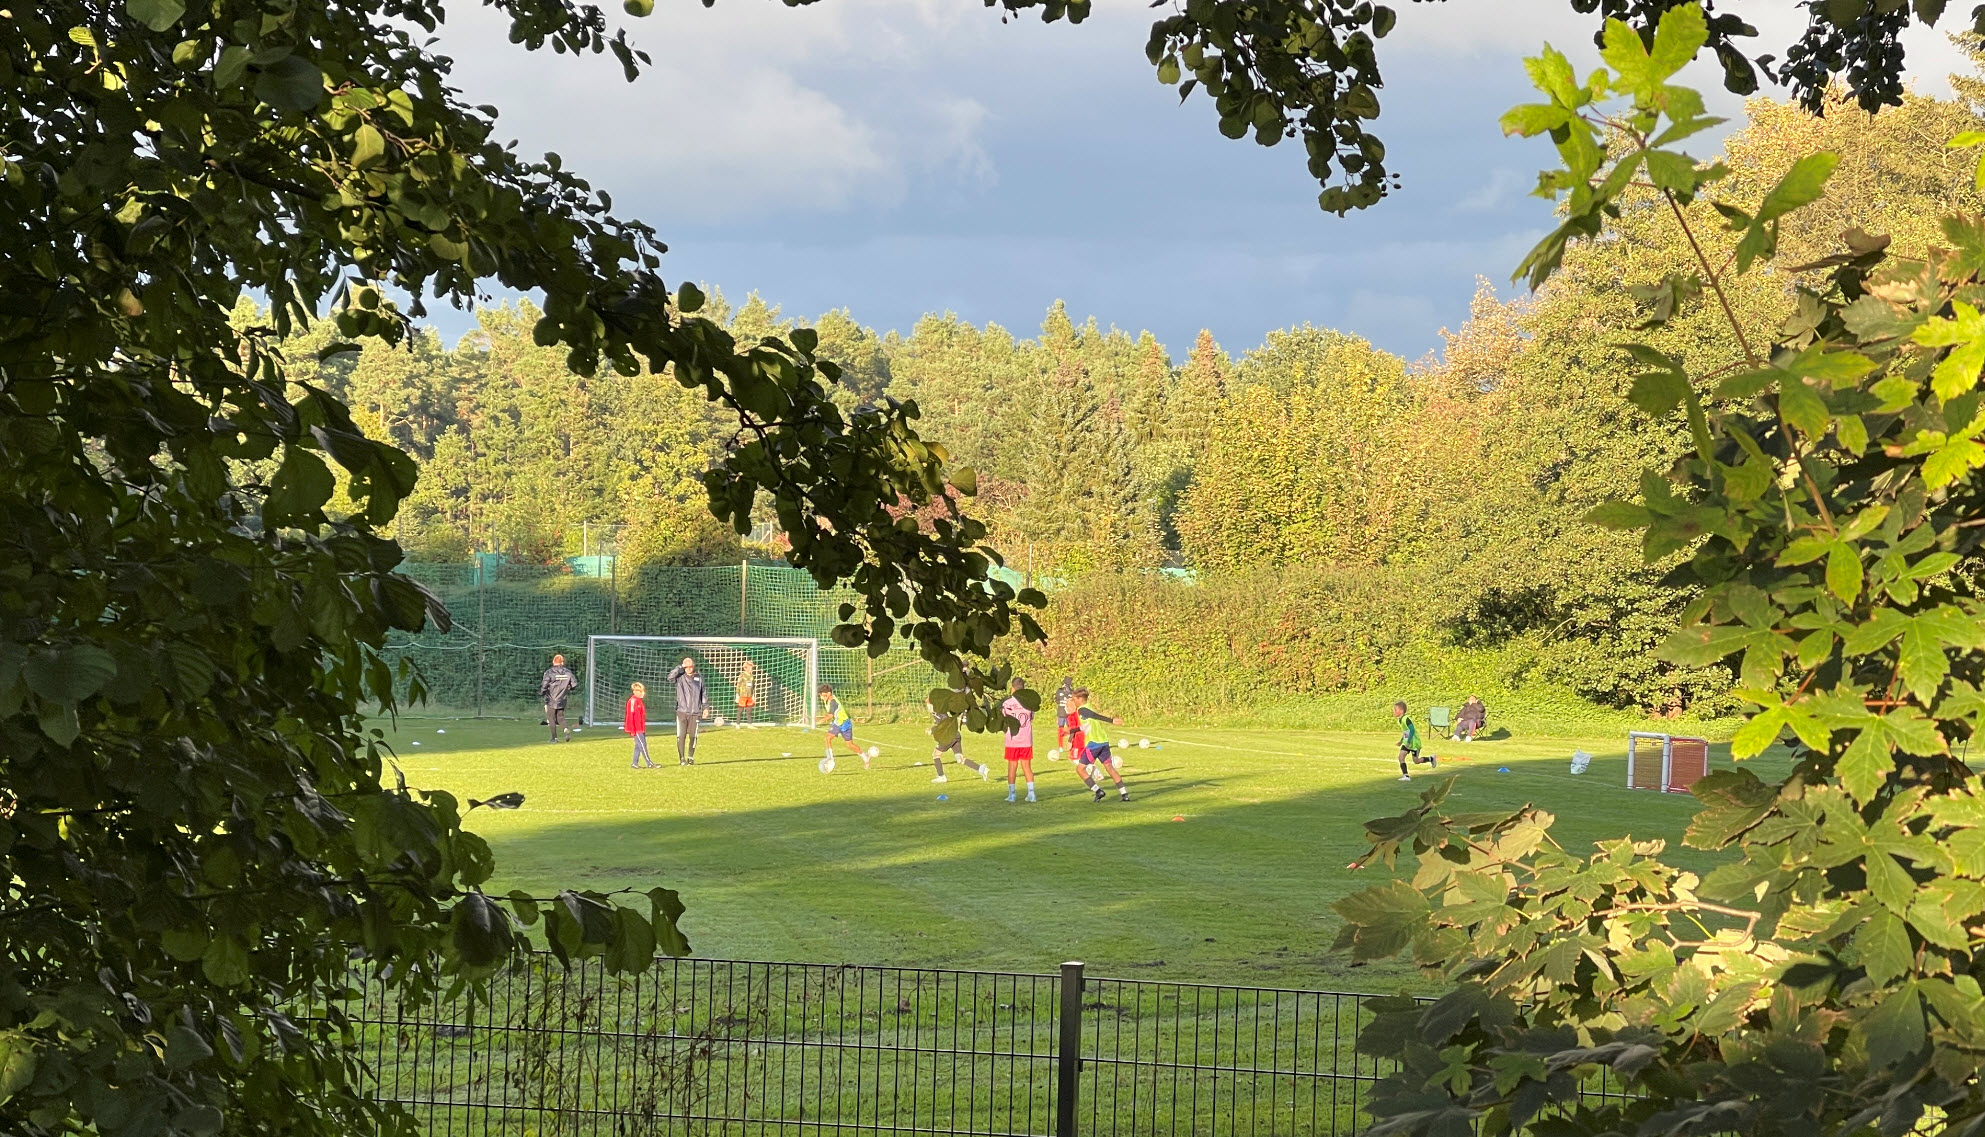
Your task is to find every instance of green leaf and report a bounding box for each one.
[648,886,691,957]
[1584,500,1652,530]
[125,0,187,32]
[1499,103,1568,137]
[0,1032,36,1105]
[1628,369,1690,415]
[1839,727,1893,805]
[22,644,117,704]
[1826,542,1863,604]
[253,55,325,113]
[1779,379,1831,437]
[1859,982,1926,1071]
[200,935,251,987]
[1645,2,1708,83]
[1755,152,1840,225]
[676,282,706,313]
[351,123,386,169]
[265,448,334,528]
[213,45,250,88]
[1333,879,1430,960]
[1858,909,1911,986]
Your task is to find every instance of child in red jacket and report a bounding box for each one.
[626,682,657,769]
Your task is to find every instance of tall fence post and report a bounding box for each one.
[1057,960,1084,1137]
[474,564,486,719]
[739,559,749,634]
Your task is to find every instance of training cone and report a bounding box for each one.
[1346,862,1364,871]
[1497,766,1511,773]
[1171,815,1185,822]
[936,794,948,801]
[436,729,446,734]
[411,740,421,746]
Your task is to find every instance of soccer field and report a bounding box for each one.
[384,713,1782,991]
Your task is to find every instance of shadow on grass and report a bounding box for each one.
[474,736,1791,990]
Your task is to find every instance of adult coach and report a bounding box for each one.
[539,653,578,743]
[668,657,710,766]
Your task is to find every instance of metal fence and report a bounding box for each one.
[343,956,1438,1137]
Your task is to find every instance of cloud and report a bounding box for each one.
[433,0,997,221]
[1450,168,1529,214]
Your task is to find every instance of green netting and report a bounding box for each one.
[381,560,942,717]
[589,638,815,727]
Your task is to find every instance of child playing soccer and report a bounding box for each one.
[929,690,989,783]
[1067,688,1129,802]
[1002,677,1036,803]
[1053,675,1075,755]
[818,684,865,770]
[1394,701,1435,781]
[625,682,657,769]
[736,660,758,726]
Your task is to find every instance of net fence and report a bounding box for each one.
[587,636,817,728]
[382,560,944,716]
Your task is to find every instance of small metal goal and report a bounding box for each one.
[1626,731,1710,794]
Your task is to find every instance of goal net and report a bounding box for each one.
[585,636,819,730]
[1626,732,1711,794]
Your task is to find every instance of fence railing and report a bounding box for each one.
[341,956,1436,1137]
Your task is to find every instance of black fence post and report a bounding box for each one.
[1057,960,1084,1137]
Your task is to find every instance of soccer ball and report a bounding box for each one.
[1138,738,1150,749]
[411,740,421,746]
[1047,748,1061,761]
[818,756,836,773]
[1117,739,1129,749]
[866,746,881,759]
[782,751,792,757]
[436,729,447,734]
[715,715,726,727]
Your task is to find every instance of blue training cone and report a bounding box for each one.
[1497,766,1511,773]
[936,794,949,801]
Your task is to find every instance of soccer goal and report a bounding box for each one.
[1626,731,1710,794]
[585,636,819,730]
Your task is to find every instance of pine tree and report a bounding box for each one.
[1168,329,1230,460]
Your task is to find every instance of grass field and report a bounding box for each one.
[381,710,1793,992]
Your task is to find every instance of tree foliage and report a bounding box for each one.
[0,1,1039,1134]
[1334,8,1985,1132]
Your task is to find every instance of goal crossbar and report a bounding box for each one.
[586,635,819,730]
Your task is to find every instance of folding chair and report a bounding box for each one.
[1429,705,1453,739]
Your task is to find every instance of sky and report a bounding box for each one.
[433,0,1972,362]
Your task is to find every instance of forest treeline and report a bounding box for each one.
[291,77,1985,717]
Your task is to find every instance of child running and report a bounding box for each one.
[625,682,656,769]
[818,684,866,770]
[1001,677,1036,803]
[929,691,990,783]
[1067,688,1129,802]
[1394,701,1435,781]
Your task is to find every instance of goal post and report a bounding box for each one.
[1626,731,1711,794]
[586,635,819,730]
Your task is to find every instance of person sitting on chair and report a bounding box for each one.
[1455,696,1487,742]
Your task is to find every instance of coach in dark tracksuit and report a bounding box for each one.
[540,654,578,742]
[668,658,709,766]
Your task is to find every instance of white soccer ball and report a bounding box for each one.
[1117,739,1129,749]
[1048,748,1061,761]
[914,760,924,766]
[436,729,447,734]
[867,746,881,759]
[411,740,421,746]
[1138,738,1150,748]
[715,715,726,727]
[819,756,836,773]
[782,751,792,757]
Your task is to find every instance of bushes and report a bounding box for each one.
[1002,566,1739,733]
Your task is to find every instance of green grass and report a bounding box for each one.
[382,710,1793,992]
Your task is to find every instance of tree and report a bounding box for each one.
[1335,9,1985,1131]
[2,4,1042,1136]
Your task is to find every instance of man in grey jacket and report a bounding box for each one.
[668,657,709,766]
[539,654,578,742]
